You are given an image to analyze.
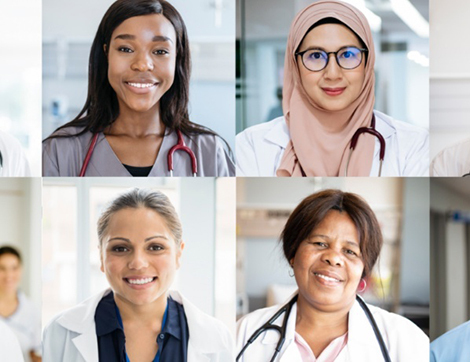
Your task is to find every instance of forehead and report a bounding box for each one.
[111,13,177,44]
[106,207,171,237]
[300,23,362,51]
[0,253,21,265]
[311,210,359,240]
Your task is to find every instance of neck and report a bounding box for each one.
[114,292,168,328]
[108,107,165,138]
[295,294,351,336]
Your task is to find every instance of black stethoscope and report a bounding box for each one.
[237,294,392,362]
[299,114,386,177]
[78,129,197,177]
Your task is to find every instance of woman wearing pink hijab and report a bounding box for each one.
[236,0,428,177]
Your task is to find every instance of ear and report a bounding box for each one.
[99,245,104,273]
[176,241,185,269]
[103,44,108,58]
[290,257,295,268]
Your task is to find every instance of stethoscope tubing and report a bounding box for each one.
[79,129,197,177]
[237,294,392,362]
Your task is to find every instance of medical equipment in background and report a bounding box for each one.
[236,294,392,362]
[79,129,197,177]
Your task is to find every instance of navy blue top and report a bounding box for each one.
[95,292,189,362]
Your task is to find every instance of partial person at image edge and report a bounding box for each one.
[0,131,31,177]
[430,139,470,176]
[236,0,428,177]
[430,320,470,361]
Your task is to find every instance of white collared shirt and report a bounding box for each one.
[236,110,429,177]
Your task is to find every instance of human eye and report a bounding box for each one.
[153,49,169,56]
[339,47,359,59]
[111,245,129,253]
[117,46,133,53]
[148,244,164,251]
[307,50,325,60]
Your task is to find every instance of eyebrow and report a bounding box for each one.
[299,45,362,52]
[310,234,359,247]
[107,235,169,244]
[114,34,174,43]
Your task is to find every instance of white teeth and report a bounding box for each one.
[127,277,154,285]
[128,82,155,88]
[315,273,340,282]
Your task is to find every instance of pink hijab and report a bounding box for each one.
[276,0,376,177]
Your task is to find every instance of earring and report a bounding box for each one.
[358,278,367,293]
[288,269,295,278]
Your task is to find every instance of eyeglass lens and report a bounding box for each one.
[302,47,363,71]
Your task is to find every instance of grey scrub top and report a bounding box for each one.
[42,126,235,177]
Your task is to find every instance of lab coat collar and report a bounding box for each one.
[169,291,229,358]
[264,117,291,149]
[263,111,397,151]
[257,292,382,358]
[55,289,227,362]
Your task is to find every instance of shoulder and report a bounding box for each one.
[366,303,429,349]
[237,304,280,337]
[237,117,288,145]
[0,131,23,149]
[431,138,470,176]
[375,110,428,141]
[236,117,288,176]
[431,320,470,357]
[186,131,235,176]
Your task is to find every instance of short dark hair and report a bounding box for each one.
[0,246,22,263]
[281,189,382,278]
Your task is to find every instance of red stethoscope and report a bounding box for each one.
[299,114,386,177]
[79,129,197,177]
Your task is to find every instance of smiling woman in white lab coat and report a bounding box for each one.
[236,0,428,177]
[236,190,429,361]
[43,188,233,362]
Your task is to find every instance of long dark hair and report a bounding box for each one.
[46,0,219,140]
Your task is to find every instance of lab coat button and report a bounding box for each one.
[159,334,165,339]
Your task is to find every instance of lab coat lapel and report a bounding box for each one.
[56,290,109,362]
[89,133,131,176]
[346,299,384,360]
[169,290,233,361]
[260,295,302,362]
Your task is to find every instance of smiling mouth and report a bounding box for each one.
[322,87,346,96]
[124,277,157,285]
[314,272,342,283]
[126,82,157,89]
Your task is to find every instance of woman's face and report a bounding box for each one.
[0,254,22,293]
[100,207,183,307]
[291,210,364,312]
[297,23,366,112]
[107,14,177,115]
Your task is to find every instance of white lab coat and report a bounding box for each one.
[0,319,24,361]
[237,296,429,362]
[236,110,429,177]
[0,131,31,177]
[43,289,234,362]
[430,139,470,176]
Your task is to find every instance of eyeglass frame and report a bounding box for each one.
[295,46,368,72]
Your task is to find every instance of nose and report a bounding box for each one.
[131,52,154,72]
[321,248,344,267]
[128,249,149,270]
[323,54,342,80]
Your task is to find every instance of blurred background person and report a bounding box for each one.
[0,247,41,362]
